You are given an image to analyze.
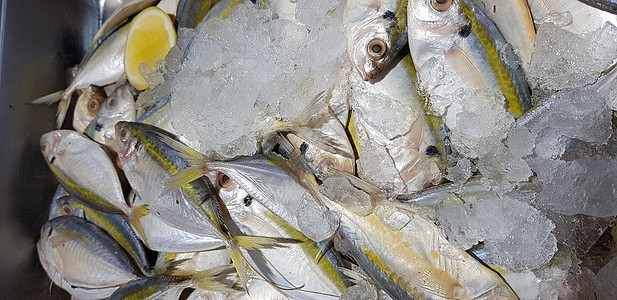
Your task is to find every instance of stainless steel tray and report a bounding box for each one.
[0,0,101,298]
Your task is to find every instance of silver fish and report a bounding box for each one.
[37,216,144,299]
[218,171,350,299]
[33,24,128,128]
[326,197,518,300]
[349,54,446,197]
[40,130,149,240]
[407,0,531,118]
[55,195,150,274]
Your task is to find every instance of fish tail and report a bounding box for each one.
[192,265,240,293]
[32,90,64,105]
[228,235,296,291]
[127,204,149,244]
[56,97,71,128]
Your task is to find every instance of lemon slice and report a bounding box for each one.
[125,6,176,90]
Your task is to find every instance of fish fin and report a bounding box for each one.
[444,46,488,89]
[192,265,241,293]
[127,204,149,244]
[149,129,211,193]
[32,90,64,105]
[284,91,354,158]
[162,166,205,195]
[227,242,252,291]
[268,134,326,205]
[49,234,72,248]
[229,235,298,291]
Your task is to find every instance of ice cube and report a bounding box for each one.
[320,177,372,216]
[296,195,340,242]
[445,157,473,183]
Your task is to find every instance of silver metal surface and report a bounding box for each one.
[0,0,100,298]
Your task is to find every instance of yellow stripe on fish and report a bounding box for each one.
[459,0,524,118]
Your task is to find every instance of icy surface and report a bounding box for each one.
[435,190,557,271]
[528,23,617,95]
[170,1,349,158]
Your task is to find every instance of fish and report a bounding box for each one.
[84,82,137,151]
[177,0,224,28]
[37,216,144,299]
[126,190,227,252]
[108,266,238,300]
[72,85,107,133]
[91,0,160,47]
[113,121,288,290]
[325,197,518,300]
[217,170,351,299]
[407,0,532,118]
[48,185,70,220]
[40,130,149,239]
[32,24,128,128]
[470,0,536,71]
[528,0,617,34]
[344,0,410,80]
[54,195,150,274]
[349,54,447,197]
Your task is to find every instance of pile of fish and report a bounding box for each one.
[34,0,617,299]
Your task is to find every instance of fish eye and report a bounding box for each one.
[106,97,117,110]
[62,205,73,215]
[41,143,47,153]
[119,128,128,142]
[431,0,453,11]
[218,173,233,188]
[367,39,387,59]
[87,98,101,115]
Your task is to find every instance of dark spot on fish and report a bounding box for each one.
[314,174,323,185]
[134,140,142,151]
[459,24,472,38]
[493,5,496,13]
[50,156,56,164]
[179,288,195,300]
[243,195,253,206]
[156,211,161,216]
[272,143,289,159]
[176,199,179,205]
[426,145,440,156]
[94,123,102,132]
[300,142,309,155]
[383,10,396,21]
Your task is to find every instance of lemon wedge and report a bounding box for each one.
[125,6,176,90]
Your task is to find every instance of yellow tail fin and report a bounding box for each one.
[128,204,149,245]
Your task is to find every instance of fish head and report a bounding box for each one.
[40,130,78,164]
[37,221,65,275]
[91,83,136,150]
[407,0,467,37]
[114,121,139,163]
[347,12,404,81]
[72,85,106,133]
